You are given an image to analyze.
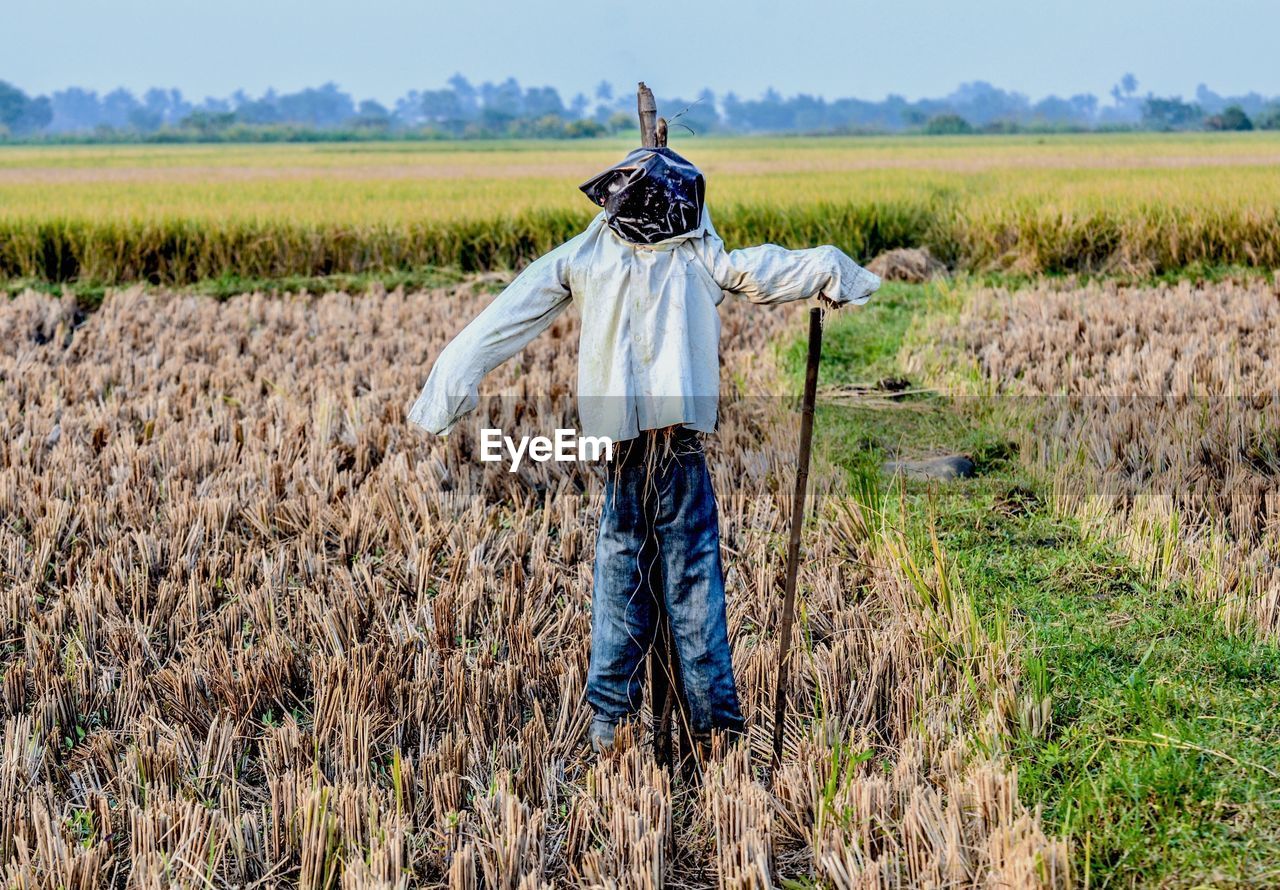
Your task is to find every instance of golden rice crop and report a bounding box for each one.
[0,282,1067,887]
[3,133,1280,285]
[932,277,1280,637]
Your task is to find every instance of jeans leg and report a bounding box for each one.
[654,451,745,736]
[587,465,660,729]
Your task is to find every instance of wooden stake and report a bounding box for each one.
[638,82,658,148]
[772,307,824,766]
[638,80,695,777]
[649,607,674,766]
[630,80,698,777]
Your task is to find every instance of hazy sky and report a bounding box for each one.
[6,0,1278,103]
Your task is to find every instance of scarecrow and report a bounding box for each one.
[408,85,880,760]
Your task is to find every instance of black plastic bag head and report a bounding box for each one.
[579,147,705,245]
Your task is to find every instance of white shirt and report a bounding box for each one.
[407,210,880,441]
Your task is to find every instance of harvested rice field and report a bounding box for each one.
[944,278,1280,638]
[0,282,1069,887]
[5,265,1280,886]
[881,274,1280,887]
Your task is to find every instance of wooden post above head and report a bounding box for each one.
[637,82,658,148]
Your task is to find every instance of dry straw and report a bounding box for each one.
[938,277,1280,638]
[1,281,1066,886]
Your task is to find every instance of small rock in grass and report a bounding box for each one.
[882,454,976,481]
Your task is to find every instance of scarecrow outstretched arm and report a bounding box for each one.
[696,234,881,307]
[407,246,574,436]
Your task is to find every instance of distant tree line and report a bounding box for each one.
[2,74,1278,142]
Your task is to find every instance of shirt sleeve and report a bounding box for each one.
[693,227,881,307]
[407,237,577,436]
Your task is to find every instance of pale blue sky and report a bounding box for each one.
[5,0,1277,103]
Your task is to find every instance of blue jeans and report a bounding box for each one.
[587,429,745,742]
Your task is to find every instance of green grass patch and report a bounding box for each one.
[781,283,1013,483]
[2,265,473,311]
[795,282,1280,888]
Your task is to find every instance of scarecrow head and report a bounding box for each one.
[579,146,705,245]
